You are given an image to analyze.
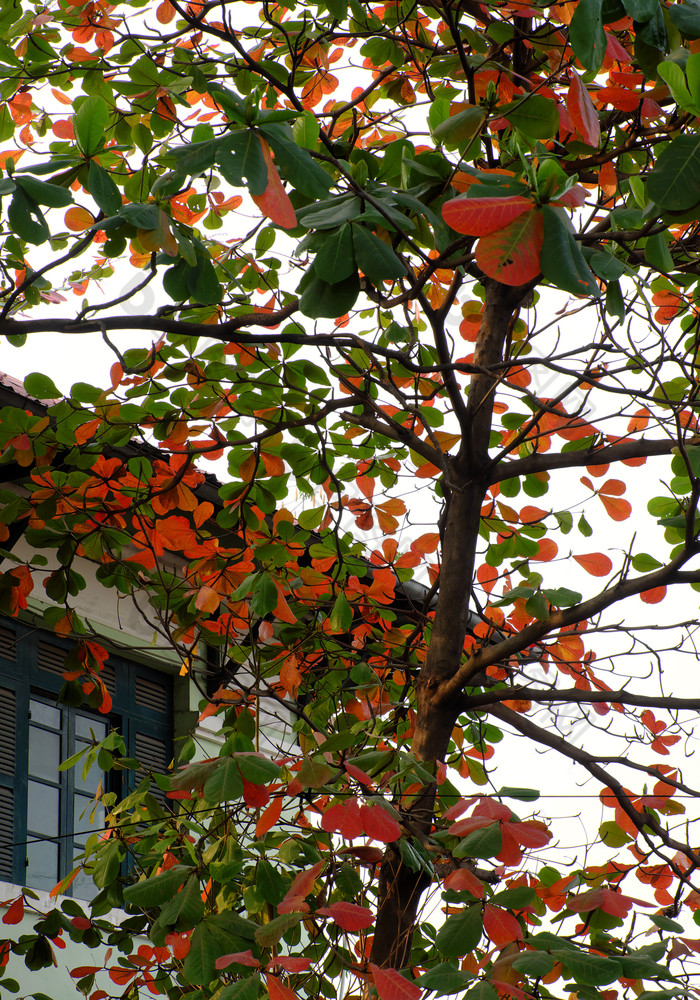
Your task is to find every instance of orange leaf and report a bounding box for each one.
[532,538,558,562]
[567,70,600,146]
[442,195,534,236]
[251,138,297,230]
[65,206,96,232]
[256,793,284,837]
[599,478,626,496]
[267,975,300,1000]
[640,586,666,604]
[279,654,302,695]
[573,552,613,577]
[443,868,485,898]
[156,0,176,21]
[599,494,632,521]
[599,160,617,198]
[484,904,523,947]
[475,208,544,286]
[2,897,24,924]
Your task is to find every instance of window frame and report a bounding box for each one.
[0,617,173,896]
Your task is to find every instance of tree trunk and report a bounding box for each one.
[370,280,527,970]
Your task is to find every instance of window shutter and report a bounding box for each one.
[0,685,16,880]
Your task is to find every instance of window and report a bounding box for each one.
[0,619,173,898]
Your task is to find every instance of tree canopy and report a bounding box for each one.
[1,0,700,997]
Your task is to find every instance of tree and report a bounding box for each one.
[1,0,700,996]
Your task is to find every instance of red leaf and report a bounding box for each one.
[242,777,270,808]
[573,552,613,577]
[2,897,23,925]
[317,901,374,931]
[641,586,666,604]
[484,904,523,947]
[509,819,552,848]
[321,799,364,840]
[215,950,261,970]
[267,973,300,1000]
[567,70,600,147]
[475,208,543,286]
[370,964,422,1000]
[496,824,523,866]
[449,815,494,837]
[360,803,402,843]
[281,861,325,908]
[251,138,297,230]
[268,956,312,973]
[442,195,533,236]
[443,868,485,898]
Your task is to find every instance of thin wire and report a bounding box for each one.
[2,792,698,853]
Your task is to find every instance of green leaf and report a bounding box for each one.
[670,0,700,37]
[647,134,700,210]
[297,756,334,787]
[123,866,193,907]
[218,130,268,195]
[156,875,205,929]
[14,175,73,208]
[650,914,685,932]
[570,0,606,72]
[203,756,244,802]
[645,231,674,271]
[256,861,286,905]
[297,507,325,530]
[249,572,278,617]
[117,203,160,229]
[464,981,498,1000]
[8,188,49,245]
[599,820,633,847]
[605,279,625,319]
[254,911,302,948]
[501,96,559,139]
[259,124,333,197]
[435,905,483,958]
[218,974,262,1000]
[91,839,123,888]
[491,886,538,908]
[329,591,353,631]
[621,0,659,20]
[296,196,362,229]
[314,224,356,283]
[299,272,360,319]
[186,253,223,305]
[657,60,698,112]
[416,963,475,993]
[293,111,320,148]
[74,96,110,156]
[497,786,540,801]
[540,205,600,297]
[512,952,556,977]
[432,105,486,149]
[87,160,122,216]
[351,224,406,283]
[236,753,282,783]
[552,948,622,986]
[185,913,256,985]
[23,372,60,399]
[453,822,503,859]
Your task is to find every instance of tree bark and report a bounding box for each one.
[370,281,527,969]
